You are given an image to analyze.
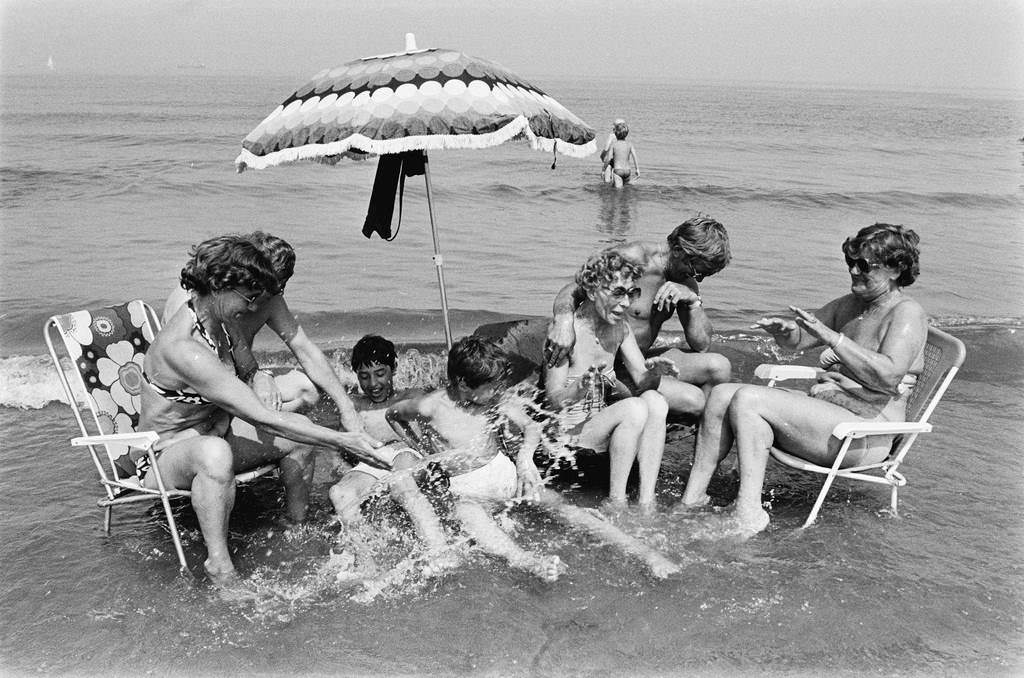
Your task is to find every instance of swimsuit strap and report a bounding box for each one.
[187,300,219,352]
[187,299,233,353]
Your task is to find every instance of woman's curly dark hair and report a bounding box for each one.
[842,223,921,287]
[575,249,642,294]
[248,231,296,288]
[179,234,281,297]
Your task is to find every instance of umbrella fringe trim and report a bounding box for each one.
[235,116,596,171]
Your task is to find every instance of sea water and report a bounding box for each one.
[1,73,1022,676]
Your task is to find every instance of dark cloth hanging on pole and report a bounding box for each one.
[362,150,427,240]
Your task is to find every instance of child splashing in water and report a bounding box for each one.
[384,335,564,581]
[386,336,680,581]
[328,335,456,574]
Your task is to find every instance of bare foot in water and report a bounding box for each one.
[526,554,567,583]
[646,553,682,579]
[637,501,658,518]
[598,497,629,517]
[673,494,711,513]
[204,562,258,603]
[419,546,462,579]
[692,507,770,541]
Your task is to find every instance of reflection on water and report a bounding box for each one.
[596,182,639,239]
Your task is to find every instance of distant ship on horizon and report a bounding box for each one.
[176,62,206,70]
[47,55,55,72]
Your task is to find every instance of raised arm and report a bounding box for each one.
[385,396,431,453]
[544,282,585,367]
[793,300,927,393]
[617,324,678,392]
[266,297,365,433]
[751,296,843,352]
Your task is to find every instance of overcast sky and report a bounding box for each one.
[2,0,1022,90]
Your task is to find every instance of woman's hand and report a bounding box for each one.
[337,432,388,466]
[250,369,282,411]
[577,364,607,396]
[644,356,680,378]
[790,305,841,346]
[751,316,799,338]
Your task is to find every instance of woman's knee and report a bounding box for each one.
[639,390,668,421]
[279,440,314,467]
[617,397,648,427]
[193,437,235,482]
[729,385,770,415]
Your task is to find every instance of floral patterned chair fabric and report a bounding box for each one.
[51,300,155,481]
[45,299,277,572]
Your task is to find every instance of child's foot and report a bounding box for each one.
[419,546,461,579]
[528,554,566,583]
[637,500,657,517]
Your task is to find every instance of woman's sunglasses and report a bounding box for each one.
[605,286,643,301]
[844,256,883,275]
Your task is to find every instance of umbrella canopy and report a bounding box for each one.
[235,36,596,170]
[235,35,596,347]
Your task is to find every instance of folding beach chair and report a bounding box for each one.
[44,299,275,571]
[754,326,966,528]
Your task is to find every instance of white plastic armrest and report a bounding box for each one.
[72,431,160,449]
[832,421,932,439]
[754,364,823,382]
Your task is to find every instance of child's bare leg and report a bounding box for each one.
[636,391,668,508]
[328,471,380,571]
[385,470,459,576]
[536,488,679,578]
[275,371,320,413]
[453,499,564,582]
[329,471,377,523]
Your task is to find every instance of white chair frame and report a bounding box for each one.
[755,326,966,528]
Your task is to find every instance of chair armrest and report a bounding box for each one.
[754,364,823,382]
[72,431,160,448]
[832,421,932,439]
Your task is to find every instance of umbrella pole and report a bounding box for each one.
[421,152,454,350]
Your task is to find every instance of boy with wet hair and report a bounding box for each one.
[387,335,680,580]
[328,334,451,563]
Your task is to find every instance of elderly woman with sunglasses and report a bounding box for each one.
[545,216,733,420]
[678,223,927,536]
[544,249,675,513]
[137,235,386,587]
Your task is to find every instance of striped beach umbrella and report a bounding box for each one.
[235,34,596,347]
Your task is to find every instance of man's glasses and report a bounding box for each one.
[844,256,883,275]
[670,246,705,282]
[605,286,643,301]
